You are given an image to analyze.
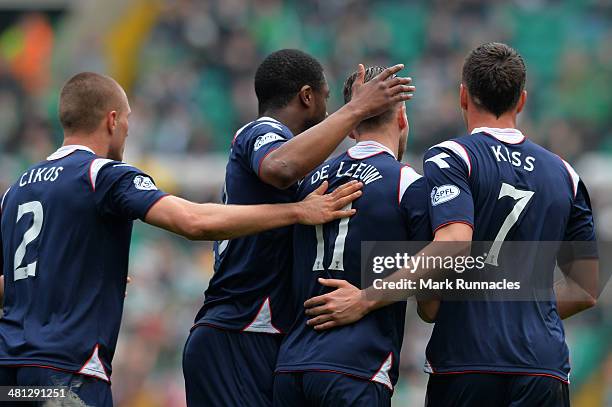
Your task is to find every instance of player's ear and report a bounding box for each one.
[349,129,358,140]
[459,83,468,111]
[106,110,118,135]
[516,90,527,114]
[397,104,408,130]
[299,85,313,108]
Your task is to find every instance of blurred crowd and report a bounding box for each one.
[0,0,611,406]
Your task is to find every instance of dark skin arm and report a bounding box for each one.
[304,223,473,330]
[260,64,415,189]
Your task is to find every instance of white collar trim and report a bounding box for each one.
[47,145,95,161]
[471,127,525,144]
[348,141,396,160]
[257,116,280,123]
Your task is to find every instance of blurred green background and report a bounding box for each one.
[0,0,610,406]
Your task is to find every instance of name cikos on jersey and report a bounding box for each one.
[0,145,167,382]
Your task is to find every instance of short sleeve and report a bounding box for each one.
[558,179,598,265]
[398,167,432,241]
[423,142,474,233]
[90,160,168,221]
[236,120,292,177]
[248,131,289,176]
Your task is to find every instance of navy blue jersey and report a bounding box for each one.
[423,127,597,382]
[276,141,431,390]
[194,117,297,333]
[0,145,167,382]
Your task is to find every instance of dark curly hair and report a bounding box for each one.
[462,42,526,118]
[255,49,326,114]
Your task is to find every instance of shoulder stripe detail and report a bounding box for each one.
[398,166,422,204]
[561,158,579,198]
[89,158,114,191]
[371,352,393,390]
[242,297,282,334]
[257,116,280,123]
[430,140,472,176]
[78,344,110,382]
[1,187,11,211]
[232,121,253,144]
[252,121,284,132]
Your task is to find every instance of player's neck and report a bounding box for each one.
[62,133,110,158]
[466,110,518,134]
[354,130,398,158]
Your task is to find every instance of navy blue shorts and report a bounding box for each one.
[273,371,391,407]
[0,366,112,407]
[425,373,569,407]
[182,324,282,407]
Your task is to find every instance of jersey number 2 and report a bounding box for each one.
[14,201,44,281]
[485,183,534,266]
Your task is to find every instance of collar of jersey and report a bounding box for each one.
[471,127,526,144]
[257,116,280,123]
[347,140,396,160]
[47,145,95,161]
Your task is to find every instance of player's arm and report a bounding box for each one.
[144,180,362,241]
[555,259,598,319]
[304,144,474,330]
[304,223,472,330]
[416,222,472,322]
[554,178,599,319]
[95,161,361,241]
[260,64,415,189]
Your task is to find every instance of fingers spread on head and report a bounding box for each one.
[379,64,404,81]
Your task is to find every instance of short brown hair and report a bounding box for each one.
[59,72,124,133]
[462,42,526,118]
[343,66,396,130]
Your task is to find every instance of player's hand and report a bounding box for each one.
[304,278,373,330]
[297,181,362,225]
[417,299,440,323]
[350,63,415,119]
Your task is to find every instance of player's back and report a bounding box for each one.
[423,127,596,381]
[0,145,165,381]
[194,117,297,333]
[276,141,431,390]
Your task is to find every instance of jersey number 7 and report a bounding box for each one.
[485,183,534,266]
